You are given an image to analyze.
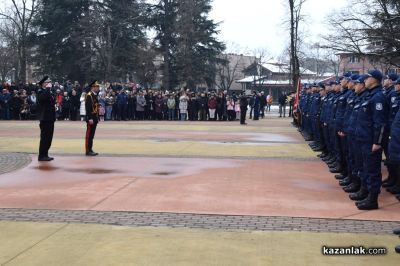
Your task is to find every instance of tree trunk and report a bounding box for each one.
[18,42,27,83]
[289,0,300,90]
[163,46,170,90]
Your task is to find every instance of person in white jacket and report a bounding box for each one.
[179,93,189,121]
[79,92,87,121]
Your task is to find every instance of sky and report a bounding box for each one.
[210,0,348,56]
[0,0,349,57]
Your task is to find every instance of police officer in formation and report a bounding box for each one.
[298,69,400,212]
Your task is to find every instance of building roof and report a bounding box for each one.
[254,62,317,76]
[236,76,266,83]
[236,75,337,85]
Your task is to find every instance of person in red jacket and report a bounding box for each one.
[208,93,217,121]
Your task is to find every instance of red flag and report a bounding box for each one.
[293,78,301,113]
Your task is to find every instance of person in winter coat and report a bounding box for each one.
[80,92,87,121]
[167,94,176,120]
[61,91,71,120]
[226,96,235,121]
[189,93,199,121]
[136,92,146,120]
[278,92,287,117]
[253,91,261,120]
[179,93,189,121]
[155,93,164,120]
[198,93,208,121]
[208,94,217,121]
[70,89,80,121]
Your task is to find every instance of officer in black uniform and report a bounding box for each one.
[239,92,248,125]
[37,76,56,162]
[85,81,100,156]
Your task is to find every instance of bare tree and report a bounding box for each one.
[0,20,19,82]
[288,0,306,88]
[215,54,240,92]
[322,0,400,68]
[0,0,38,83]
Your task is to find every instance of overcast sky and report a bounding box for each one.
[210,0,348,56]
[1,0,348,57]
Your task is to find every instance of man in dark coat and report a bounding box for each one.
[279,92,287,117]
[37,76,56,161]
[252,91,261,120]
[85,81,100,156]
[239,92,248,125]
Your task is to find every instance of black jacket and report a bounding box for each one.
[85,91,99,122]
[279,94,287,105]
[37,88,56,122]
[240,96,248,108]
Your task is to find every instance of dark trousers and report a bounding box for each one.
[253,106,260,120]
[199,109,207,121]
[260,105,265,118]
[136,111,144,120]
[339,135,348,176]
[85,122,98,153]
[279,104,286,117]
[39,121,54,158]
[360,142,383,194]
[240,107,247,124]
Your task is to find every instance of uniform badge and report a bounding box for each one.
[392,97,396,103]
[376,103,383,111]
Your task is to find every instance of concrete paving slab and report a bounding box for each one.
[0,221,398,266]
[0,156,399,221]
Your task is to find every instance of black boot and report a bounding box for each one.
[322,155,333,162]
[339,176,352,186]
[326,157,337,165]
[335,174,346,180]
[343,176,361,193]
[393,228,400,235]
[356,193,379,210]
[349,184,368,201]
[383,163,398,188]
[382,175,396,188]
[330,165,342,173]
[386,173,400,194]
[395,245,400,254]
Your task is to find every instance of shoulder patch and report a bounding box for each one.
[392,97,396,103]
[376,103,383,111]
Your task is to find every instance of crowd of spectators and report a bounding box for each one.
[0,81,291,121]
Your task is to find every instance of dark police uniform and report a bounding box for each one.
[354,73,388,210]
[37,76,56,161]
[346,76,370,200]
[386,80,400,195]
[85,84,100,156]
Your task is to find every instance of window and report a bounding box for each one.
[349,56,360,63]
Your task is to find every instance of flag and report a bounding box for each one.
[293,78,302,113]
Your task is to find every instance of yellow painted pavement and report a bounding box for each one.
[0,120,297,133]
[0,221,398,266]
[0,119,314,158]
[0,137,315,158]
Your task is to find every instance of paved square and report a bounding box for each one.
[0,118,399,265]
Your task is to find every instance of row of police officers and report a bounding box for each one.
[298,70,400,210]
